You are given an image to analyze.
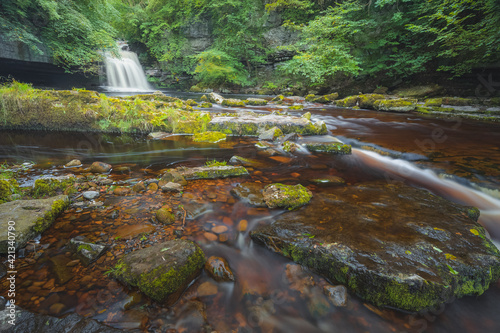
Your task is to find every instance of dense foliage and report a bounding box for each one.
[0,0,118,73]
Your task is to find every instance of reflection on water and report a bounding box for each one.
[1,104,500,332]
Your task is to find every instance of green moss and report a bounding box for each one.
[200,102,213,108]
[271,95,285,102]
[282,141,299,153]
[156,207,175,225]
[221,99,245,107]
[189,85,202,93]
[264,183,313,210]
[205,159,228,167]
[374,99,416,112]
[33,198,69,233]
[358,94,384,109]
[416,106,432,114]
[424,98,443,107]
[305,142,352,154]
[335,96,358,107]
[442,97,475,106]
[193,166,249,179]
[305,94,316,102]
[77,244,93,252]
[192,131,227,143]
[246,98,268,106]
[289,105,304,110]
[32,178,75,198]
[302,112,311,120]
[0,179,19,203]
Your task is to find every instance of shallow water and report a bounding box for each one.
[1,100,500,332]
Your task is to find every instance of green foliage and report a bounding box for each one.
[0,0,119,73]
[193,50,250,88]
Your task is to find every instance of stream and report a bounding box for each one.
[1,92,500,332]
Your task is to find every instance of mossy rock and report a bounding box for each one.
[32,177,76,198]
[189,85,202,93]
[200,95,208,102]
[258,127,283,141]
[271,95,285,102]
[393,85,444,98]
[289,105,304,110]
[221,99,245,107]
[113,239,205,304]
[358,94,385,109]
[302,112,311,120]
[282,141,300,153]
[200,102,213,108]
[185,99,198,106]
[335,96,358,107]
[442,97,475,106]
[424,98,443,107]
[251,183,500,312]
[262,183,313,210]
[170,165,249,180]
[313,93,339,104]
[192,131,227,143]
[305,94,316,102]
[156,206,175,225]
[69,239,107,266]
[0,179,19,204]
[374,99,416,112]
[304,142,352,154]
[246,98,268,106]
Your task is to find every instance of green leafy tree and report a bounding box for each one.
[193,49,250,87]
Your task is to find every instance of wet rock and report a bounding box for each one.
[262,183,312,210]
[282,133,299,142]
[49,255,74,285]
[113,187,132,195]
[89,161,112,173]
[160,170,188,185]
[203,232,218,241]
[374,98,417,112]
[208,114,327,136]
[147,182,158,191]
[68,239,107,266]
[312,93,339,104]
[323,285,348,307]
[132,182,146,193]
[82,191,99,200]
[259,126,283,141]
[251,183,500,312]
[310,176,346,185]
[211,225,228,234]
[282,141,300,153]
[165,166,249,180]
[222,98,245,107]
[197,281,218,296]
[156,206,175,225]
[161,182,183,192]
[174,300,208,333]
[0,195,69,253]
[237,220,248,232]
[49,303,66,315]
[229,156,265,168]
[208,92,224,104]
[113,239,205,304]
[192,131,227,143]
[64,159,81,168]
[303,142,352,154]
[246,98,268,106]
[230,182,266,207]
[205,256,235,282]
[114,224,155,239]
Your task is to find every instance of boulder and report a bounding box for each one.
[112,239,205,304]
[312,93,339,104]
[82,191,99,200]
[160,170,187,185]
[246,98,268,106]
[230,182,267,207]
[208,92,224,104]
[164,166,248,180]
[64,159,81,168]
[262,183,312,210]
[156,206,175,224]
[374,99,417,112]
[192,131,227,143]
[161,182,183,193]
[258,127,283,141]
[251,183,500,312]
[0,195,69,253]
[89,162,112,173]
[221,98,245,107]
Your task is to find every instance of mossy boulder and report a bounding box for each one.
[335,96,359,107]
[288,105,304,110]
[165,165,249,180]
[304,142,352,154]
[358,94,385,109]
[312,93,339,104]
[246,98,268,106]
[282,141,300,153]
[156,206,175,225]
[302,112,311,120]
[251,183,500,312]
[208,92,224,104]
[0,179,19,204]
[262,183,313,210]
[189,85,202,93]
[305,94,316,102]
[185,99,198,106]
[271,95,285,102]
[393,85,444,98]
[0,195,69,253]
[192,131,227,143]
[258,126,283,141]
[160,170,188,185]
[424,98,443,107]
[112,239,205,304]
[32,177,76,198]
[374,99,416,112]
[200,102,213,108]
[221,99,245,107]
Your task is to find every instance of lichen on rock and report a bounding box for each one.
[262,183,313,210]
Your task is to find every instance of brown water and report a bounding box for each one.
[1,103,500,333]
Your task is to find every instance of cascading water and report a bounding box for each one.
[103,43,151,91]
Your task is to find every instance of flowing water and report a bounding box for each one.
[1,99,500,332]
[103,45,152,92]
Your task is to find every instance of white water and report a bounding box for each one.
[353,148,500,247]
[104,49,151,92]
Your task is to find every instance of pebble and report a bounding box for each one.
[237,220,248,232]
[83,191,99,200]
[203,232,218,242]
[211,225,228,234]
[65,159,82,168]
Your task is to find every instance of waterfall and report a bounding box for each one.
[103,44,151,92]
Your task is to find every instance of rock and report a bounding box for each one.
[230,183,267,207]
[89,162,112,173]
[301,112,311,120]
[208,92,224,104]
[0,195,69,253]
[282,141,300,153]
[374,98,417,112]
[68,239,107,266]
[156,206,175,225]
[114,224,155,239]
[237,220,248,232]
[259,127,283,141]
[228,156,266,168]
[64,159,81,168]
[164,166,249,180]
[335,96,359,107]
[246,98,268,106]
[303,142,352,154]
[132,182,146,193]
[271,95,284,102]
[200,102,213,108]
[49,254,74,285]
[113,187,132,195]
[324,285,348,307]
[49,303,66,315]
[197,281,218,296]
[189,85,202,93]
[173,300,207,332]
[222,98,245,107]
[312,93,338,104]
[200,94,208,102]
[393,85,444,98]
[82,191,99,200]
[160,182,183,192]
[160,171,188,185]
[112,239,205,304]
[0,179,19,203]
[262,183,312,210]
[208,114,327,136]
[211,225,228,234]
[147,182,158,191]
[205,256,235,282]
[203,232,218,241]
[310,176,346,185]
[358,94,385,109]
[251,183,500,312]
[288,104,304,110]
[192,131,227,143]
[373,86,388,94]
[148,132,170,140]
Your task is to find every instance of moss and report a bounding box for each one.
[374,99,416,112]
[442,97,475,106]
[466,207,480,221]
[305,94,316,102]
[358,94,384,109]
[424,98,443,107]
[0,179,19,203]
[185,99,198,106]
[156,207,175,225]
[200,102,213,108]
[221,99,245,107]
[33,198,70,233]
[288,105,304,110]
[305,142,352,154]
[189,85,202,93]
[312,93,339,104]
[335,96,358,107]
[192,166,249,179]
[32,178,75,198]
[282,141,299,153]
[271,95,285,102]
[302,112,311,120]
[263,183,313,210]
[192,131,227,143]
[77,244,93,252]
[415,106,432,114]
[246,98,268,106]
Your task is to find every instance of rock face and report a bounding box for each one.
[208,114,327,136]
[163,166,249,180]
[0,195,69,253]
[251,183,500,312]
[113,239,205,305]
[262,184,312,210]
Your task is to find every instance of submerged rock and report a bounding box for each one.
[112,239,205,304]
[204,256,235,282]
[262,183,312,210]
[230,182,267,207]
[251,183,500,312]
[68,238,107,266]
[164,166,249,180]
[89,161,112,173]
[324,285,348,307]
[0,195,69,253]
